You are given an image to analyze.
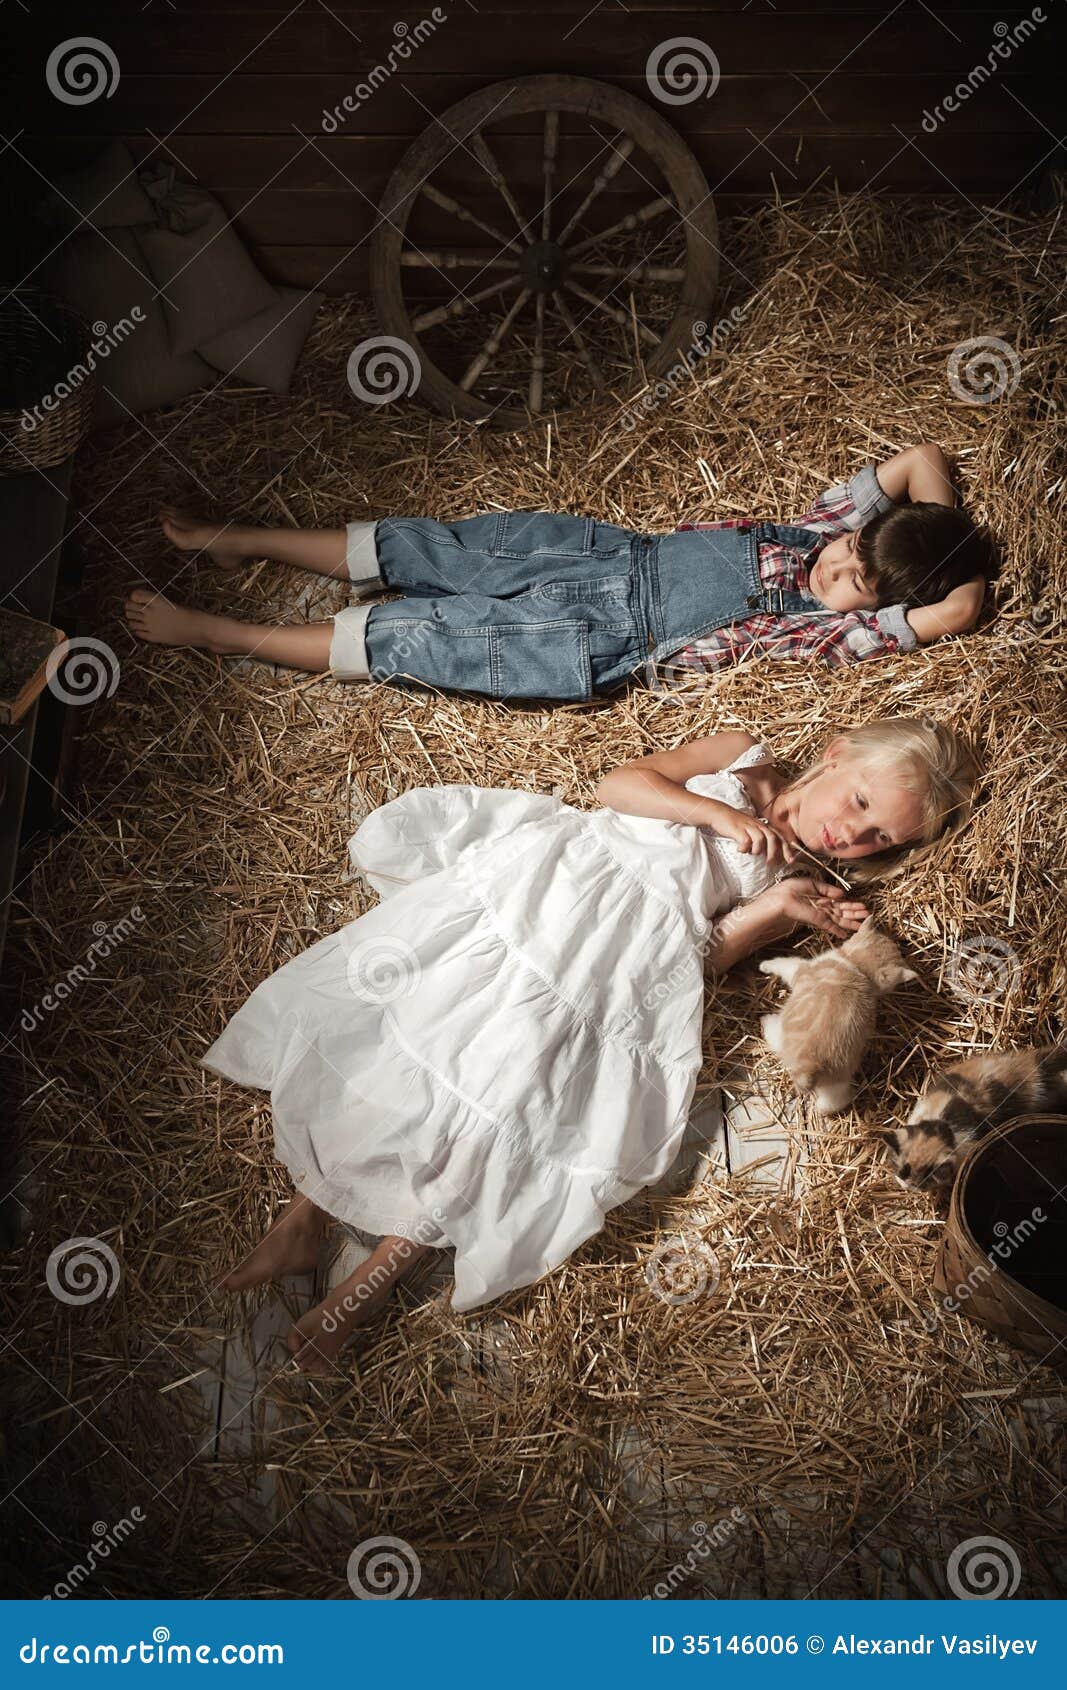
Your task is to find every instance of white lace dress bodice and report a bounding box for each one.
[684,738,781,907]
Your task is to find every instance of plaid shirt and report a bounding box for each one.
[666,464,916,671]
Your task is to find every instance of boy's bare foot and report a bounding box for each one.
[125,587,221,650]
[219,1197,328,1293]
[160,507,248,572]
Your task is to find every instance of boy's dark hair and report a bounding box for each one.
[856,502,1000,607]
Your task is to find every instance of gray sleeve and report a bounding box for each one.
[846,462,895,525]
[873,602,918,650]
[795,462,897,534]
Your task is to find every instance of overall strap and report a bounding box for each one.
[752,519,826,550]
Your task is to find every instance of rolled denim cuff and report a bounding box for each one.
[329,604,373,680]
[345,520,383,590]
[849,463,895,521]
[874,602,917,650]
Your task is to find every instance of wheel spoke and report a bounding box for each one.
[420,182,521,252]
[541,110,559,241]
[551,290,607,392]
[571,261,685,282]
[459,288,532,391]
[562,279,659,347]
[529,292,546,413]
[556,134,635,245]
[401,249,520,270]
[470,129,529,238]
[413,272,522,333]
[568,195,675,258]
[372,74,720,427]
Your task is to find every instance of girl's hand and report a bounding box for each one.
[707,876,867,973]
[775,877,869,939]
[713,806,796,867]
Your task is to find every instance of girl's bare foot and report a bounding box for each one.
[219,1197,329,1293]
[287,1298,364,1376]
[125,587,222,650]
[287,1237,433,1376]
[160,507,248,572]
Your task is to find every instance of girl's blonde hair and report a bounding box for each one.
[788,715,978,885]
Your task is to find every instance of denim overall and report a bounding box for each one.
[363,512,827,701]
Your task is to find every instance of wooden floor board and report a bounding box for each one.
[724,1081,805,1195]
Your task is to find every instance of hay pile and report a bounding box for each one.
[3,186,1066,1599]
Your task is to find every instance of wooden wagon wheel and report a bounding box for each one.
[370,74,719,430]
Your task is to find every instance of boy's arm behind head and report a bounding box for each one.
[873,442,955,507]
[905,576,988,645]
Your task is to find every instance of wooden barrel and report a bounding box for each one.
[932,1113,1067,1373]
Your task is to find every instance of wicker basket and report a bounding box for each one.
[933,1113,1067,1373]
[0,289,97,474]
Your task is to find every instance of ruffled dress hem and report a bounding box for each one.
[201,746,778,1313]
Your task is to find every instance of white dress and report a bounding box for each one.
[201,743,778,1311]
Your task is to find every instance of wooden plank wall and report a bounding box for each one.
[11,1,1065,295]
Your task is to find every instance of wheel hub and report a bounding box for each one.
[520,240,569,291]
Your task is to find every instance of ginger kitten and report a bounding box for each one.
[760,917,917,1114]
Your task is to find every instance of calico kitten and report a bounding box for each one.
[882,1046,1067,1196]
[759,916,917,1114]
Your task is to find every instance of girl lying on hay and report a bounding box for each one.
[202,716,975,1374]
[128,445,995,699]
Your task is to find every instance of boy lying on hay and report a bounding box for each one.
[127,444,996,698]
